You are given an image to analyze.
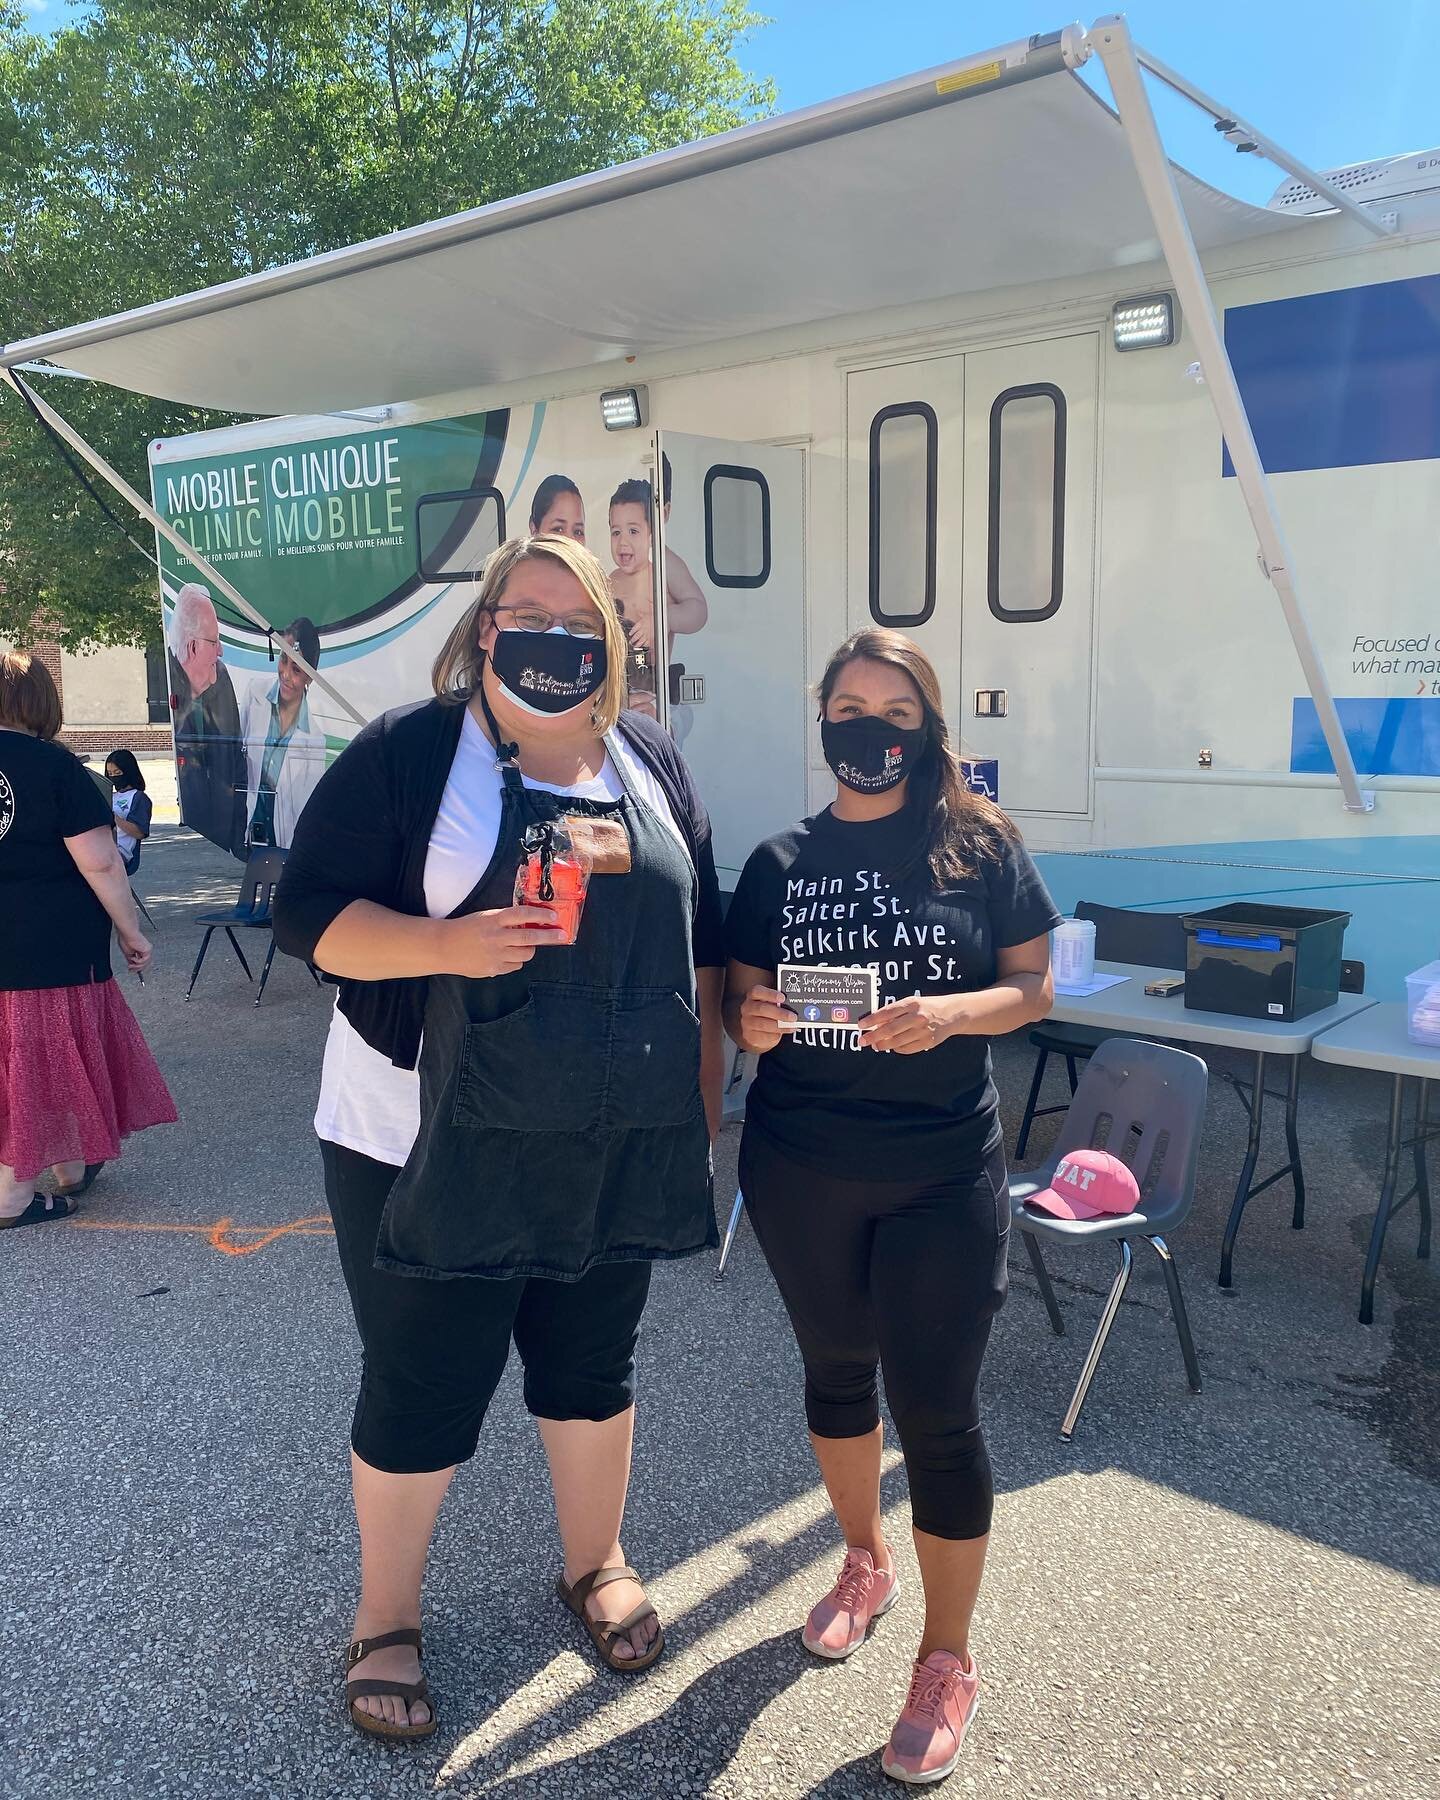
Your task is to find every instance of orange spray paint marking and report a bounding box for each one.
[67,1215,333,1256]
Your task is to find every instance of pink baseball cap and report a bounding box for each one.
[1025,1149,1141,1222]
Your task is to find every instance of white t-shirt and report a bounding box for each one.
[315,710,688,1166]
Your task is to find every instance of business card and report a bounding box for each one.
[777,963,879,1028]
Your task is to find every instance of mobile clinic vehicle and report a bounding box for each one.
[4,17,1439,995]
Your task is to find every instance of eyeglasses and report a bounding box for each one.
[494,605,602,639]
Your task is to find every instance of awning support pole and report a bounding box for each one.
[1130,44,1396,238]
[0,367,367,729]
[1091,15,1373,815]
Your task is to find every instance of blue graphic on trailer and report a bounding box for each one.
[959,757,999,803]
[1223,273,1440,475]
[1290,696,1440,777]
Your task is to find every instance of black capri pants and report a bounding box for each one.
[322,1141,652,1474]
[739,1125,1009,1541]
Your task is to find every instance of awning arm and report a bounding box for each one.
[1091,14,1374,815]
[0,368,367,729]
[1129,42,1397,239]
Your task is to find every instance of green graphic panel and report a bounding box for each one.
[150,412,500,630]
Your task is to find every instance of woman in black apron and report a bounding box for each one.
[274,535,723,1741]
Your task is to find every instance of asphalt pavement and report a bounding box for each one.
[2,825,1437,1799]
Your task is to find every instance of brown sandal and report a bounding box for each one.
[345,1628,437,1740]
[556,1565,666,1673]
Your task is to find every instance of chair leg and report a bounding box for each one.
[1060,1239,1133,1442]
[1065,1055,1080,1095]
[1415,1079,1432,1260]
[1022,1230,1065,1336]
[307,961,323,988]
[224,927,254,982]
[1015,1049,1050,1159]
[715,1188,746,1280]
[1148,1235,1202,1393]
[131,886,158,931]
[254,937,279,1007]
[186,927,215,1000]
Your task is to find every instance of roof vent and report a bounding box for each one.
[1268,148,1440,213]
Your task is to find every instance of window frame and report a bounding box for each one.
[414,485,507,584]
[986,382,1066,624]
[867,401,938,628]
[703,463,772,589]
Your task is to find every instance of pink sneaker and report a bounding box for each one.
[801,1548,900,1659]
[880,1650,980,1785]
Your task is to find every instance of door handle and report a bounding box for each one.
[974,689,1008,718]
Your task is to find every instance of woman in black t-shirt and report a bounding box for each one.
[0,655,176,1229]
[724,627,1060,1787]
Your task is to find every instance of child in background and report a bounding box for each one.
[607,476,708,723]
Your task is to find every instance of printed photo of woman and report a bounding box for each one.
[241,617,326,851]
[529,473,587,544]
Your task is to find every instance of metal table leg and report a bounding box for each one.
[1359,1075,1439,1325]
[1360,1075,1407,1326]
[1219,1050,1307,1289]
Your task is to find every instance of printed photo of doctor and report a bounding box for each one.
[242,617,326,851]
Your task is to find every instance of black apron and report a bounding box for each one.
[375,707,715,1281]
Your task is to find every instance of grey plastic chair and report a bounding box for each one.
[1011,1038,1209,1440]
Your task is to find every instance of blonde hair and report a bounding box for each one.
[431,534,629,736]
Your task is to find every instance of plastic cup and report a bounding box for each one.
[514,854,588,945]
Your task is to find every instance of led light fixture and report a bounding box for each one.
[1112,293,1177,351]
[599,384,650,430]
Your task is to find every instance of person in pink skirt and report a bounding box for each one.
[0,653,176,1229]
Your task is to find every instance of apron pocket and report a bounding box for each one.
[606,989,703,1129]
[451,987,607,1132]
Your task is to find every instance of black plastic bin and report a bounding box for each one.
[1180,902,1350,1022]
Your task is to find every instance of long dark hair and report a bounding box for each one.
[817,628,1012,888]
[529,473,582,532]
[106,747,145,792]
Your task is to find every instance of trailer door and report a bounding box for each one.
[959,335,1097,815]
[652,431,807,885]
[847,335,1096,816]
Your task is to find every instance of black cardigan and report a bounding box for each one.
[272,698,725,1069]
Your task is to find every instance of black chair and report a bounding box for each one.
[187,847,318,1007]
[1011,1038,1209,1439]
[1015,901,1188,1159]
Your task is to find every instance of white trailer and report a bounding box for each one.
[6,17,1439,994]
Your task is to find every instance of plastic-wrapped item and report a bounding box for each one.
[1405,960,1440,1047]
[515,819,593,946]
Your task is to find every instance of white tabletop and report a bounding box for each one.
[1309,1001,1440,1078]
[1047,963,1377,1055]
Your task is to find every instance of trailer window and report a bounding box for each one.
[868,402,936,627]
[988,385,1065,622]
[416,487,506,584]
[704,465,771,588]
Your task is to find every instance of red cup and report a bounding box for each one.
[514,853,588,945]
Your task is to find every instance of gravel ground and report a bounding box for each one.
[2,827,1437,1800]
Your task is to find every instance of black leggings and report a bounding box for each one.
[322,1141,652,1474]
[739,1126,1009,1541]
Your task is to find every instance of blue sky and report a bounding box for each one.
[743,1,1437,204]
[23,2,1439,206]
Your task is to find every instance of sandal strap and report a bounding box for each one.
[347,1627,422,1667]
[594,1600,658,1645]
[568,1564,639,1609]
[347,1676,430,1704]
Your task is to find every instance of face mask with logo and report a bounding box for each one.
[490,626,608,717]
[821,715,928,795]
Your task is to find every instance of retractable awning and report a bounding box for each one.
[0,28,1312,416]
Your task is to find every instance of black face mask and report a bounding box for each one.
[489,627,608,717]
[821,715,928,795]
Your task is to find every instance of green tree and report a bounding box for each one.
[0,0,773,650]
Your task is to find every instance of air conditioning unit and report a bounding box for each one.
[1268,147,1440,215]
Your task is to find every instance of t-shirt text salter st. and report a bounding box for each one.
[725,805,1062,1181]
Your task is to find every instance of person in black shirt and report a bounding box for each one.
[724,626,1060,1786]
[0,654,176,1229]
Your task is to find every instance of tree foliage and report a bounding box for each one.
[0,0,773,649]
